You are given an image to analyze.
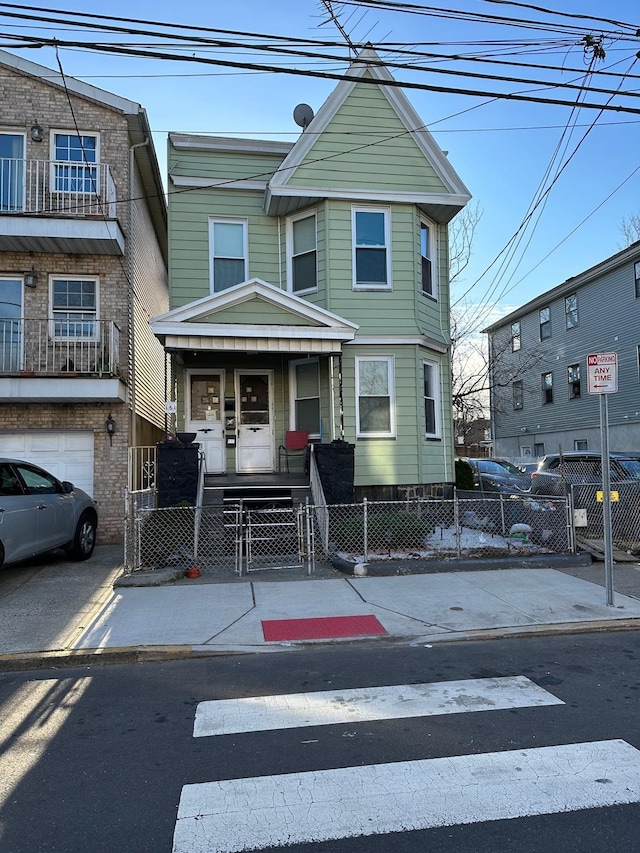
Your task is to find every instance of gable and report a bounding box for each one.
[194,297,324,327]
[290,76,449,195]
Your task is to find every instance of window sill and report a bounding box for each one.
[421,292,438,302]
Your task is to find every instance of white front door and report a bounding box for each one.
[236,371,274,473]
[187,371,225,473]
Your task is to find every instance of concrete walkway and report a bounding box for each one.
[2,546,640,668]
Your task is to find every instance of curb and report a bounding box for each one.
[2,617,640,671]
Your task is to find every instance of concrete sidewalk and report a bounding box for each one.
[2,545,640,668]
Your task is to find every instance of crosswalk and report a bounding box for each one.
[172,676,640,853]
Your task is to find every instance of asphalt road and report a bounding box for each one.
[1,630,640,852]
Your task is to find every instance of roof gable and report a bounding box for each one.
[269,48,469,201]
[155,278,359,331]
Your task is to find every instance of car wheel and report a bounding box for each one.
[68,512,97,561]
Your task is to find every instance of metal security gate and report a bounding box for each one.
[233,501,314,575]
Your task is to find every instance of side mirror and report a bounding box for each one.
[62,481,75,494]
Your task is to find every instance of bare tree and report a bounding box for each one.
[620,213,640,247]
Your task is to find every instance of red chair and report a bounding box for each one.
[278,430,309,472]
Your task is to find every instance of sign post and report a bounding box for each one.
[587,352,618,606]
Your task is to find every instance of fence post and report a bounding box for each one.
[305,498,314,576]
[499,495,506,537]
[453,489,462,557]
[363,497,368,563]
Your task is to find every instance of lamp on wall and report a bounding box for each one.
[106,414,116,446]
[30,122,44,142]
[25,266,38,287]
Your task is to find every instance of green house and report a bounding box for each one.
[152,49,471,499]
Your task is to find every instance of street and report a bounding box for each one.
[1,631,640,852]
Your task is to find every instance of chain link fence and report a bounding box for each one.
[571,482,640,555]
[124,491,570,575]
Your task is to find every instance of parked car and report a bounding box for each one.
[0,458,98,568]
[530,451,640,496]
[464,458,531,493]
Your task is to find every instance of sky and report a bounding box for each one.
[2,0,639,335]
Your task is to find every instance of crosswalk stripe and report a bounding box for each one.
[193,676,563,737]
[172,739,640,853]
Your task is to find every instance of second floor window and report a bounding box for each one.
[565,293,578,329]
[423,360,440,436]
[53,132,98,193]
[353,208,390,289]
[209,218,247,293]
[51,278,98,339]
[635,261,640,298]
[511,321,521,352]
[513,379,523,410]
[539,306,551,339]
[356,356,394,436]
[420,221,436,298]
[288,213,317,293]
[568,363,581,398]
[542,371,553,404]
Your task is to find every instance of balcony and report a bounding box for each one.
[0,319,126,403]
[0,158,124,255]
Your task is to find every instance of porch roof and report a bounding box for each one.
[152,279,358,354]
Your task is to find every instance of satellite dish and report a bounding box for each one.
[293,103,315,130]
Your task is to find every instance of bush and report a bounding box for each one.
[455,459,475,491]
[333,510,432,550]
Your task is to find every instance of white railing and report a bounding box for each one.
[0,318,120,375]
[0,158,116,217]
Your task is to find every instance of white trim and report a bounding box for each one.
[352,206,391,291]
[169,133,293,155]
[152,320,353,341]
[152,278,358,331]
[49,275,100,342]
[420,215,438,300]
[286,209,318,295]
[208,217,248,295]
[170,174,268,191]
[356,355,396,438]
[423,358,441,438]
[49,130,100,195]
[267,184,469,208]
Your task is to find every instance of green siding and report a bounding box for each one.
[197,298,323,326]
[290,77,448,194]
[339,345,452,487]
[169,145,285,183]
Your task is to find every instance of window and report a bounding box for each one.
[291,359,320,437]
[565,293,578,329]
[356,356,394,436]
[635,262,640,299]
[513,380,523,410]
[353,208,390,289]
[568,363,581,399]
[520,445,532,457]
[574,439,588,451]
[534,442,545,457]
[208,218,247,293]
[420,220,437,298]
[542,371,553,404]
[511,321,521,352]
[52,132,98,193]
[288,212,317,293]
[423,360,440,437]
[0,132,25,212]
[539,306,551,340]
[51,278,98,339]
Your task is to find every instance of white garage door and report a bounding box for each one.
[0,431,94,496]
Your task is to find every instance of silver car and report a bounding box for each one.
[0,457,98,568]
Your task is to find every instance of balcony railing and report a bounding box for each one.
[0,318,121,376]
[0,158,117,217]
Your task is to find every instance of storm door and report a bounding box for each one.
[187,371,225,473]
[236,371,274,473]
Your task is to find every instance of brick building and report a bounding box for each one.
[0,49,168,542]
